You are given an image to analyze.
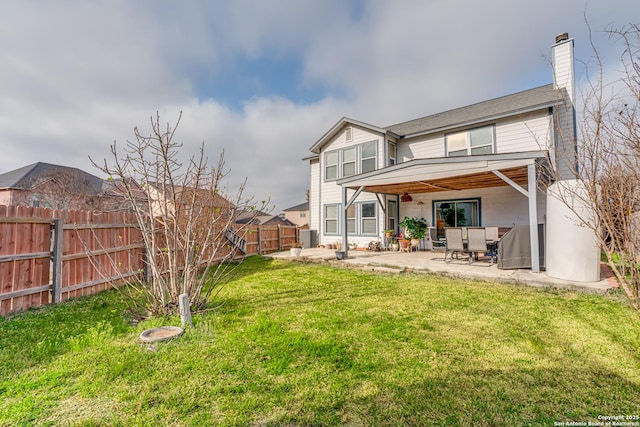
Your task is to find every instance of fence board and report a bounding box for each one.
[1,205,299,316]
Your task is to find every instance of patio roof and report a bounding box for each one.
[336,151,549,195]
[336,151,550,273]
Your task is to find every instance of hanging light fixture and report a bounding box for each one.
[400,192,413,202]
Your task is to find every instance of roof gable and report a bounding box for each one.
[309,117,390,154]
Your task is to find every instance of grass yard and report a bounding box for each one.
[1,256,639,426]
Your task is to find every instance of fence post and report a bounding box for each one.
[277,225,281,251]
[51,219,63,304]
[256,227,261,255]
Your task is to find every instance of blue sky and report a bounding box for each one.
[0,0,638,212]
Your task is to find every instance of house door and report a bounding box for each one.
[387,200,397,233]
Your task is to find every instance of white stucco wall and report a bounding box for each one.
[546,180,599,282]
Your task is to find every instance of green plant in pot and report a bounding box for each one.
[399,216,428,242]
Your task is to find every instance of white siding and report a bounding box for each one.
[323,125,381,153]
[400,186,547,229]
[552,38,577,179]
[314,123,388,246]
[496,112,552,153]
[396,111,552,163]
[553,40,575,102]
[398,134,445,161]
[309,158,320,232]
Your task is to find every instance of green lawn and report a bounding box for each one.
[1,256,639,426]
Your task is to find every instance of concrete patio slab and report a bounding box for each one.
[265,248,616,295]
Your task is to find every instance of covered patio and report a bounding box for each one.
[266,248,615,294]
[336,151,551,273]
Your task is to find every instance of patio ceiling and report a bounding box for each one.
[336,151,549,195]
[359,166,530,195]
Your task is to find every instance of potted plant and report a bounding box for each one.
[390,238,399,251]
[384,229,394,238]
[399,216,428,247]
[398,232,410,251]
[348,241,358,250]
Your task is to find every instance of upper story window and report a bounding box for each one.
[343,147,356,177]
[324,140,378,181]
[446,125,495,157]
[361,141,376,173]
[388,141,396,166]
[325,151,338,180]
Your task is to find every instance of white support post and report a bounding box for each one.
[527,163,540,273]
[342,186,349,258]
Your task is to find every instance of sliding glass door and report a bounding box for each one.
[434,199,480,239]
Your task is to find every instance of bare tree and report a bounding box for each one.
[550,23,640,309]
[92,112,264,316]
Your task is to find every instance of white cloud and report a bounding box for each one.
[0,0,638,211]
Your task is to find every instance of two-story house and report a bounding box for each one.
[306,33,577,273]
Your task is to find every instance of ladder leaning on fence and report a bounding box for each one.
[224,227,247,254]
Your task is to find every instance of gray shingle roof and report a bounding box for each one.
[283,202,309,212]
[0,162,104,194]
[386,84,560,137]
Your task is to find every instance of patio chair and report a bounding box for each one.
[444,227,464,263]
[466,227,488,264]
[485,226,499,263]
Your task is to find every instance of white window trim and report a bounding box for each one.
[359,201,378,236]
[324,203,340,235]
[445,125,495,157]
[323,140,379,182]
[324,150,338,181]
[361,141,377,174]
[323,202,379,236]
[387,141,396,166]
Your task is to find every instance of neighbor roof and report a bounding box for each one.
[283,202,309,212]
[0,162,104,194]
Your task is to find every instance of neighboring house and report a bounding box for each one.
[282,202,309,227]
[235,210,295,226]
[307,33,578,273]
[0,162,126,211]
[144,182,235,227]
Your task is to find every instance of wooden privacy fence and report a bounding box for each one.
[0,205,299,316]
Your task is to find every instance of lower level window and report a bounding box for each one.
[361,202,377,234]
[347,205,356,234]
[325,205,339,234]
[434,199,480,239]
[324,202,378,236]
